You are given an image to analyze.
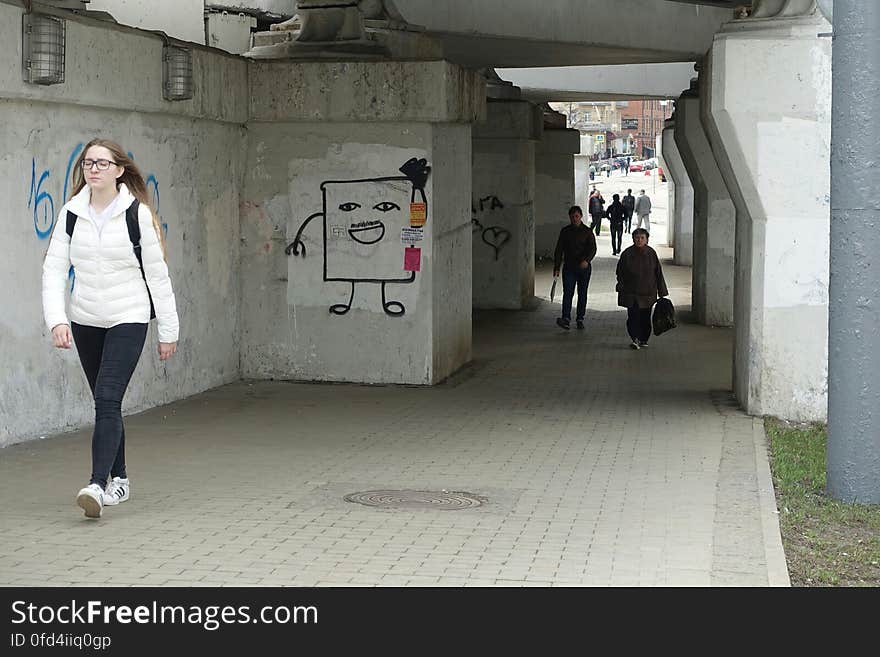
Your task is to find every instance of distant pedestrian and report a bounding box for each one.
[606,165,611,178]
[589,164,596,181]
[634,189,652,233]
[588,187,605,236]
[553,205,597,331]
[606,193,626,256]
[622,188,635,232]
[624,157,630,175]
[616,228,668,350]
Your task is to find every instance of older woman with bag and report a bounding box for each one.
[615,228,668,350]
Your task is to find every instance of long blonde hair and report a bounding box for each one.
[71,138,166,258]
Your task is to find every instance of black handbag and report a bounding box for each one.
[652,297,676,336]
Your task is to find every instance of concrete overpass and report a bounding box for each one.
[4,0,877,502]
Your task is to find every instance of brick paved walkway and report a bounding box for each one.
[0,240,789,587]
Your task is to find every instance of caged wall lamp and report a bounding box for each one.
[22,13,66,85]
[162,44,194,101]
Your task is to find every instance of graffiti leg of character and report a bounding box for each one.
[285,158,430,317]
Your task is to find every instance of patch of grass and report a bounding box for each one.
[765,418,880,587]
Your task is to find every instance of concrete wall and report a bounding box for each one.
[706,15,831,421]
[0,3,248,447]
[535,128,579,259]
[472,100,540,309]
[241,61,481,385]
[89,0,205,44]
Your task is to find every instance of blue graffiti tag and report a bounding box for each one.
[63,142,84,204]
[31,144,163,238]
[29,159,56,239]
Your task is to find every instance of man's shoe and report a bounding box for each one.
[576,320,585,330]
[76,483,104,518]
[556,318,570,330]
[103,477,130,506]
[638,341,649,348]
[630,340,641,350]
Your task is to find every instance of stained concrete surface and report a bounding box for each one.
[0,235,788,587]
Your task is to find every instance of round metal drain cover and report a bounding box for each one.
[344,490,484,511]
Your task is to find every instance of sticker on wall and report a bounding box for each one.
[400,227,424,245]
[410,202,427,227]
[404,247,421,272]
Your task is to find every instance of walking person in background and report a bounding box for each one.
[634,189,652,233]
[553,205,597,331]
[622,188,635,233]
[588,187,605,236]
[606,193,626,256]
[616,228,668,350]
[42,138,180,519]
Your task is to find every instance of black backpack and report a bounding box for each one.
[652,297,676,336]
[65,199,156,320]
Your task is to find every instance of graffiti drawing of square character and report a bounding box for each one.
[285,158,430,317]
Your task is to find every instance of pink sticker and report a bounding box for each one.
[404,247,421,272]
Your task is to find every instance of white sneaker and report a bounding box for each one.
[630,340,641,350]
[103,477,130,506]
[76,484,104,518]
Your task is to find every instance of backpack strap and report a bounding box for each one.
[66,210,77,238]
[125,200,156,320]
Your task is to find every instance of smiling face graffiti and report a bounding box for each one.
[323,179,412,282]
[285,158,431,317]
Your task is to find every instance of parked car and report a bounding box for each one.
[628,161,645,172]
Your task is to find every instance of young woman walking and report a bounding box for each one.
[42,138,179,518]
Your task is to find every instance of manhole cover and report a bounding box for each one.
[344,490,485,510]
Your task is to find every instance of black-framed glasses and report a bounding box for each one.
[81,158,117,171]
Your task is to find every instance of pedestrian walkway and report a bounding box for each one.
[0,248,789,587]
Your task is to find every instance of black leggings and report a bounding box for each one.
[627,305,653,344]
[71,322,147,489]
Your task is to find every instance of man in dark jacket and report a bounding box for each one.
[606,193,626,256]
[588,188,605,235]
[615,228,669,349]
[553,205,597,330]
[621,189,635,232]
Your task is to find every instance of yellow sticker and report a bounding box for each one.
[410,202,427,227]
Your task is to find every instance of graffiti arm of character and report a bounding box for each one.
[285,158,430,317]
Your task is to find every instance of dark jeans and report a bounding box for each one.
[71,322,148,489]
[589,213,602,235]
[624,210,633,232]
[561,264,592,322]
[610,222,624,254]
[627,305,653,343]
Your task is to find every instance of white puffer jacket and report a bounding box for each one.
[42,184,179,343]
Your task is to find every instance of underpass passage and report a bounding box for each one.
[0,244,786,587]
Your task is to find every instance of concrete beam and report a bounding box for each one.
[394,0,734,67]
[662,120,694,266]
[498,63,699,102]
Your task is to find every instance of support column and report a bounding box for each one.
[705,3,831,420]
[674,79,735,326]
[241,60,484,385]
[472,93,542,309]
[661,117,694,266]
[828,0,880,502]
[534,107,580,260]
[656,131,676,248]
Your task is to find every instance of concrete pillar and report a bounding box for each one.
[827,0,880,503]
[472,99,542,309]
[705,8,831,421]
[661,118,694,266]
[674,81,735,326]
[656,132,676,248]
[241,60,484,385]
[535,127,580,260]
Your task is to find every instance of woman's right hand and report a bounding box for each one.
[51,324,72,349]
